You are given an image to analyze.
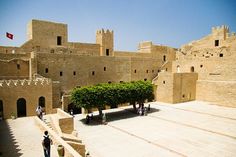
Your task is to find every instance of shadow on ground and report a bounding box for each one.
[0,120,22,157]
[79,107,160,126]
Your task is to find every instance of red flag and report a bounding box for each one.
[6,32,13,40]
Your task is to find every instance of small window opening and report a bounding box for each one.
[152,70,154,73]
[134,69,137,73]
[163,55,166,62]
[73,71,76,76]
[146,70,149,73]
[108,81,111,84]
[60,71,63,76]
[57,36,62,45]
[166,68,168,71]
[92,71,95,75]
[182,94,185,98]
[120,81,124,83]
[104,67,106,71]
[17,64,20,70]
[191,66,194,72]
[200,65,203,68]
[106,49,109,56]
[163,81,165,84]
[144,78,147,81]
[219,53,223,57]
[45,68,48,73]
[215,40,219,47]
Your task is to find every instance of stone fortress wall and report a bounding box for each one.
[0,19,235,119]
[154,25,236,107]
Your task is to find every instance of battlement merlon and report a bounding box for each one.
[211,25,229,36]
[0,78,52,88]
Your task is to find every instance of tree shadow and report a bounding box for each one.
[0,120,23,157]
[79,107,161,126]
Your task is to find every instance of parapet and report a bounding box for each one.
[212,25,229,34]
[96,29,114,35]
[0,78,51,88]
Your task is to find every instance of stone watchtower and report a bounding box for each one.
[96,29,114,56]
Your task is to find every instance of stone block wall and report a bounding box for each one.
[196,80,236,107]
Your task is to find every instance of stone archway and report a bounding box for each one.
[39,96,45,107]
[0,100,3,119]
[17,98,26,117]
[68,103,81,114]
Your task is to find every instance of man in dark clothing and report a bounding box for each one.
[42,131,53,157]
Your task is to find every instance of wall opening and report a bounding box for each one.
[92,71,95,75]
[57,36,62,45]
[163,55,166,62]
[190,66,194,72]
[38,96,45,108]
[144,78,147,81]
[152,70,154,73]
[177,65,180,73]
[73,71,76,76]
[200,65,203,68]
[215,40,219,47]
[17,98,26,117]
[134,69,137,73]
[104,67,106,71]
[45,68,48,73]
[17,64,20,70]
[219,53,223,57]
[108,81,112,84]
[0,100,3,119]
[163,81,165,84]
[106,49,109,56]
[60,71,63,76]
[146,70,149,73]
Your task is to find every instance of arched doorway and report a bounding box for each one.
[68,103,81,115]
[39,96,45,107]
[191,66,194,72]
[177,65,180,73]
[17,98,26,117]
[0,100,3,119]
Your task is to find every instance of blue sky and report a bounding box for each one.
[0,0,235,51]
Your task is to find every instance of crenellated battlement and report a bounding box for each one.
[96,29,114,35]
[0,78,51,88]
[212,25,229,34]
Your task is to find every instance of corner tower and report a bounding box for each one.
[96,29,114,56]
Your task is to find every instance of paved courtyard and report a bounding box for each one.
[0,117,57,157]
[74,101,236,157]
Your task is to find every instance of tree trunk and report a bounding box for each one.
[132,103,137,112]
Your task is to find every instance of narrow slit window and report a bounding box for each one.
[106,49,109,56]
[57,36,62,45]
[73,71,76,76]
[104,67,106,71]
[17,64,20,70]
[60,71,63,76]
[92,71,95,75]
[45,68,48,73]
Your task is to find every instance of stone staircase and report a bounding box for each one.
[42,112,86,157]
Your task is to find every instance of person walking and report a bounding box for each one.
[36,105,43,120]
[42,131,53,157]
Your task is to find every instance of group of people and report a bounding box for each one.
[137,104,151,116]
[86,113,94,124]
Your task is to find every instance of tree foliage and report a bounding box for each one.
[70,80,154,115]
